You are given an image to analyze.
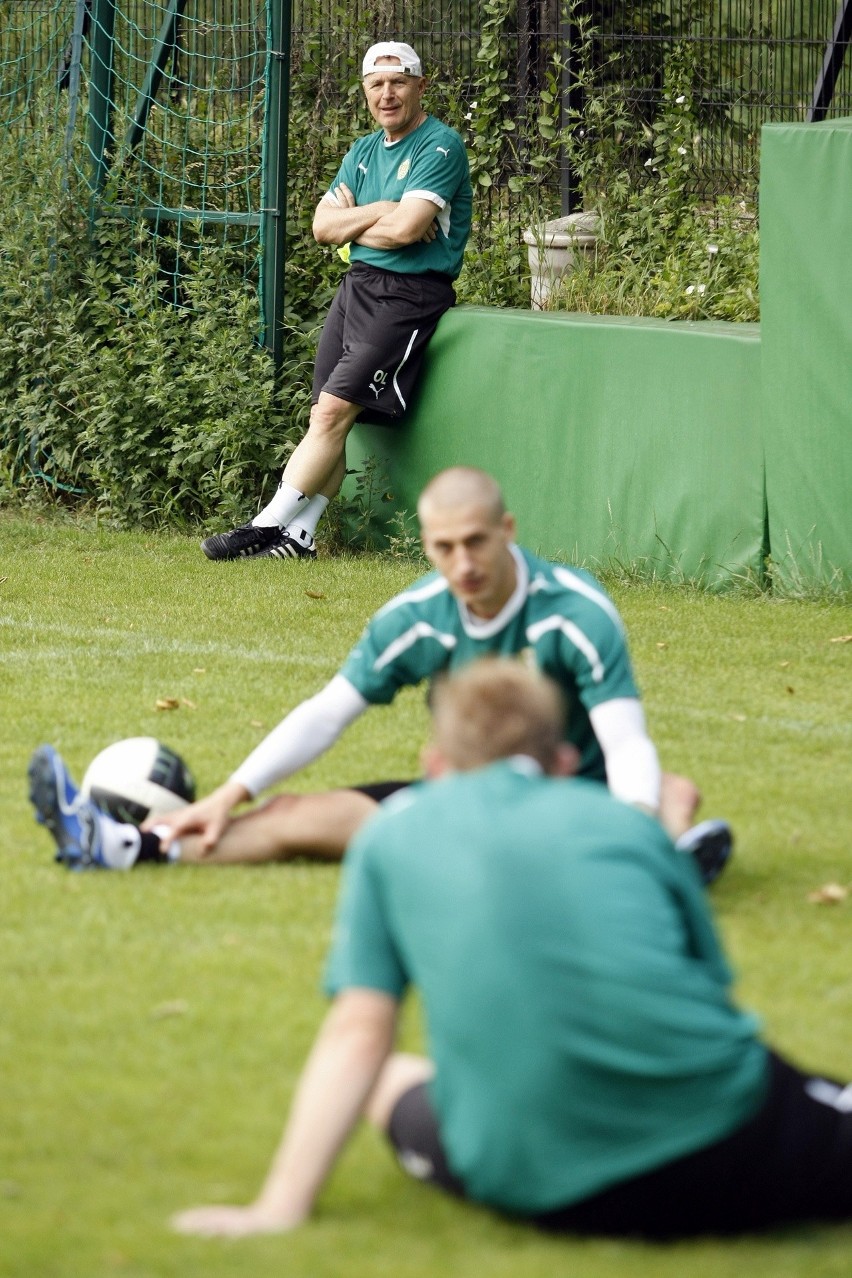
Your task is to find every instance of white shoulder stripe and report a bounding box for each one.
[526,615,605,683]
[374,575,449,619]
[551,566,624,633]
[374,621,457,671]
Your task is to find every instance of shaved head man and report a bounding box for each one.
[32,468,730,883]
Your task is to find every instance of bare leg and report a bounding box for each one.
[365,1053,436,1134]
[281,393,360,500]
[658,772,701,841]
[318,453,348,502]
[178,790,379,866]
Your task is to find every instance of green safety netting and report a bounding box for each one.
[1,1,267,268]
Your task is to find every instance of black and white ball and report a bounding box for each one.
[81,737,196,825]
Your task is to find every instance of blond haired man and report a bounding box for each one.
[174,660,852,1240]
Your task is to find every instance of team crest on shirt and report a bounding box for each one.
[397,158,411,180]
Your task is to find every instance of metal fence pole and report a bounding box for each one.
[559,6,583,214]
[808,0,852,121]
[262,0,293,369]
[124,0,189,155]
[87,0,117,197]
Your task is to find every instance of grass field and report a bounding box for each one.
[2,511,851,1278]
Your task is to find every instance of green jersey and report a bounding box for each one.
[326,760,768,1214]
[334,115,472,279]
[340,546,638,780]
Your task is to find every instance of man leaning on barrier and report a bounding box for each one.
[200,40,472,563]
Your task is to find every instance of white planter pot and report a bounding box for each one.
[523,212,599,309]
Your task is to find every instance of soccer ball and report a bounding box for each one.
[81,737,196,825]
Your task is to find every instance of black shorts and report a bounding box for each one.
[312,262,455,419]
[350,780,412,803]
[387,1053,852,1238]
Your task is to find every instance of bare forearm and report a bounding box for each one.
[255,1006,395,1225]
[354,217,418,250]
[172,992,398,1238]
[313,198,397,245]
[355,199,440,250]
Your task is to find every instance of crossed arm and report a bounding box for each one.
[173,989,399,1237]
[313,182,439,250]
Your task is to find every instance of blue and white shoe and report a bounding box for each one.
[28,745,106,870]
[676,818,734,887]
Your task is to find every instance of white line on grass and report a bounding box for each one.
[666,703,851,741]
[0,616,333,667]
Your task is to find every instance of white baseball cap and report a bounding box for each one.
[362,41,422,79]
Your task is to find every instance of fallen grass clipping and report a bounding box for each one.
[2,513,851,1278]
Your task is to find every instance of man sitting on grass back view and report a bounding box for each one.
[172,659,852,1240]
[29,467,730,882]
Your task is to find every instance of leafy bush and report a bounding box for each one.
[0,109,317,526]
[0,9,763,529]
[544,30,760,321]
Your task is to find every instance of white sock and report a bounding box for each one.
[252,481,311,529]
[288,494,329,541]
[150,823,182,863]
[98,818,142,870]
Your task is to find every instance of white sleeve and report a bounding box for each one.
[229,675,369,798]
[588,698,661,813]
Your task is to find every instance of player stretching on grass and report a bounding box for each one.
[172,660,852,1240]
[29,467,731,882]
[200,41,471,563]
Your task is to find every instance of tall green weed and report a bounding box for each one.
[0,113,316,526]
[545,27,760,321]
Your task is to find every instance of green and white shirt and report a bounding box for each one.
[230,547,656,802]
[340,545,638,781]
[330,115,472,278]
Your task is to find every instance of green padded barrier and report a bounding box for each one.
[350,307,764,588]
[761,120,852,590]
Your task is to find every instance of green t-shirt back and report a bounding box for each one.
[326,761,768,1214]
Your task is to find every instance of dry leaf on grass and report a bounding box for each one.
[829,635,852,644]
[305,590,325,599]
[155,697,180,711]
[808,883,848,905]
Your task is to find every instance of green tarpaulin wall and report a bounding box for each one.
[760,120,852,591]
[350,311,764,588]
[348,120,851,590]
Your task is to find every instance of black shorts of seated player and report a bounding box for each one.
[351,780,411,803]
[312,263,456,418]
[387,1053,852,1239]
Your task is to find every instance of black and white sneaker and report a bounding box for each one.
[258,528,317,560]
[201,522,285,561]
[676,819,734,887]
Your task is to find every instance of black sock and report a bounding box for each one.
[135,831,171,864]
